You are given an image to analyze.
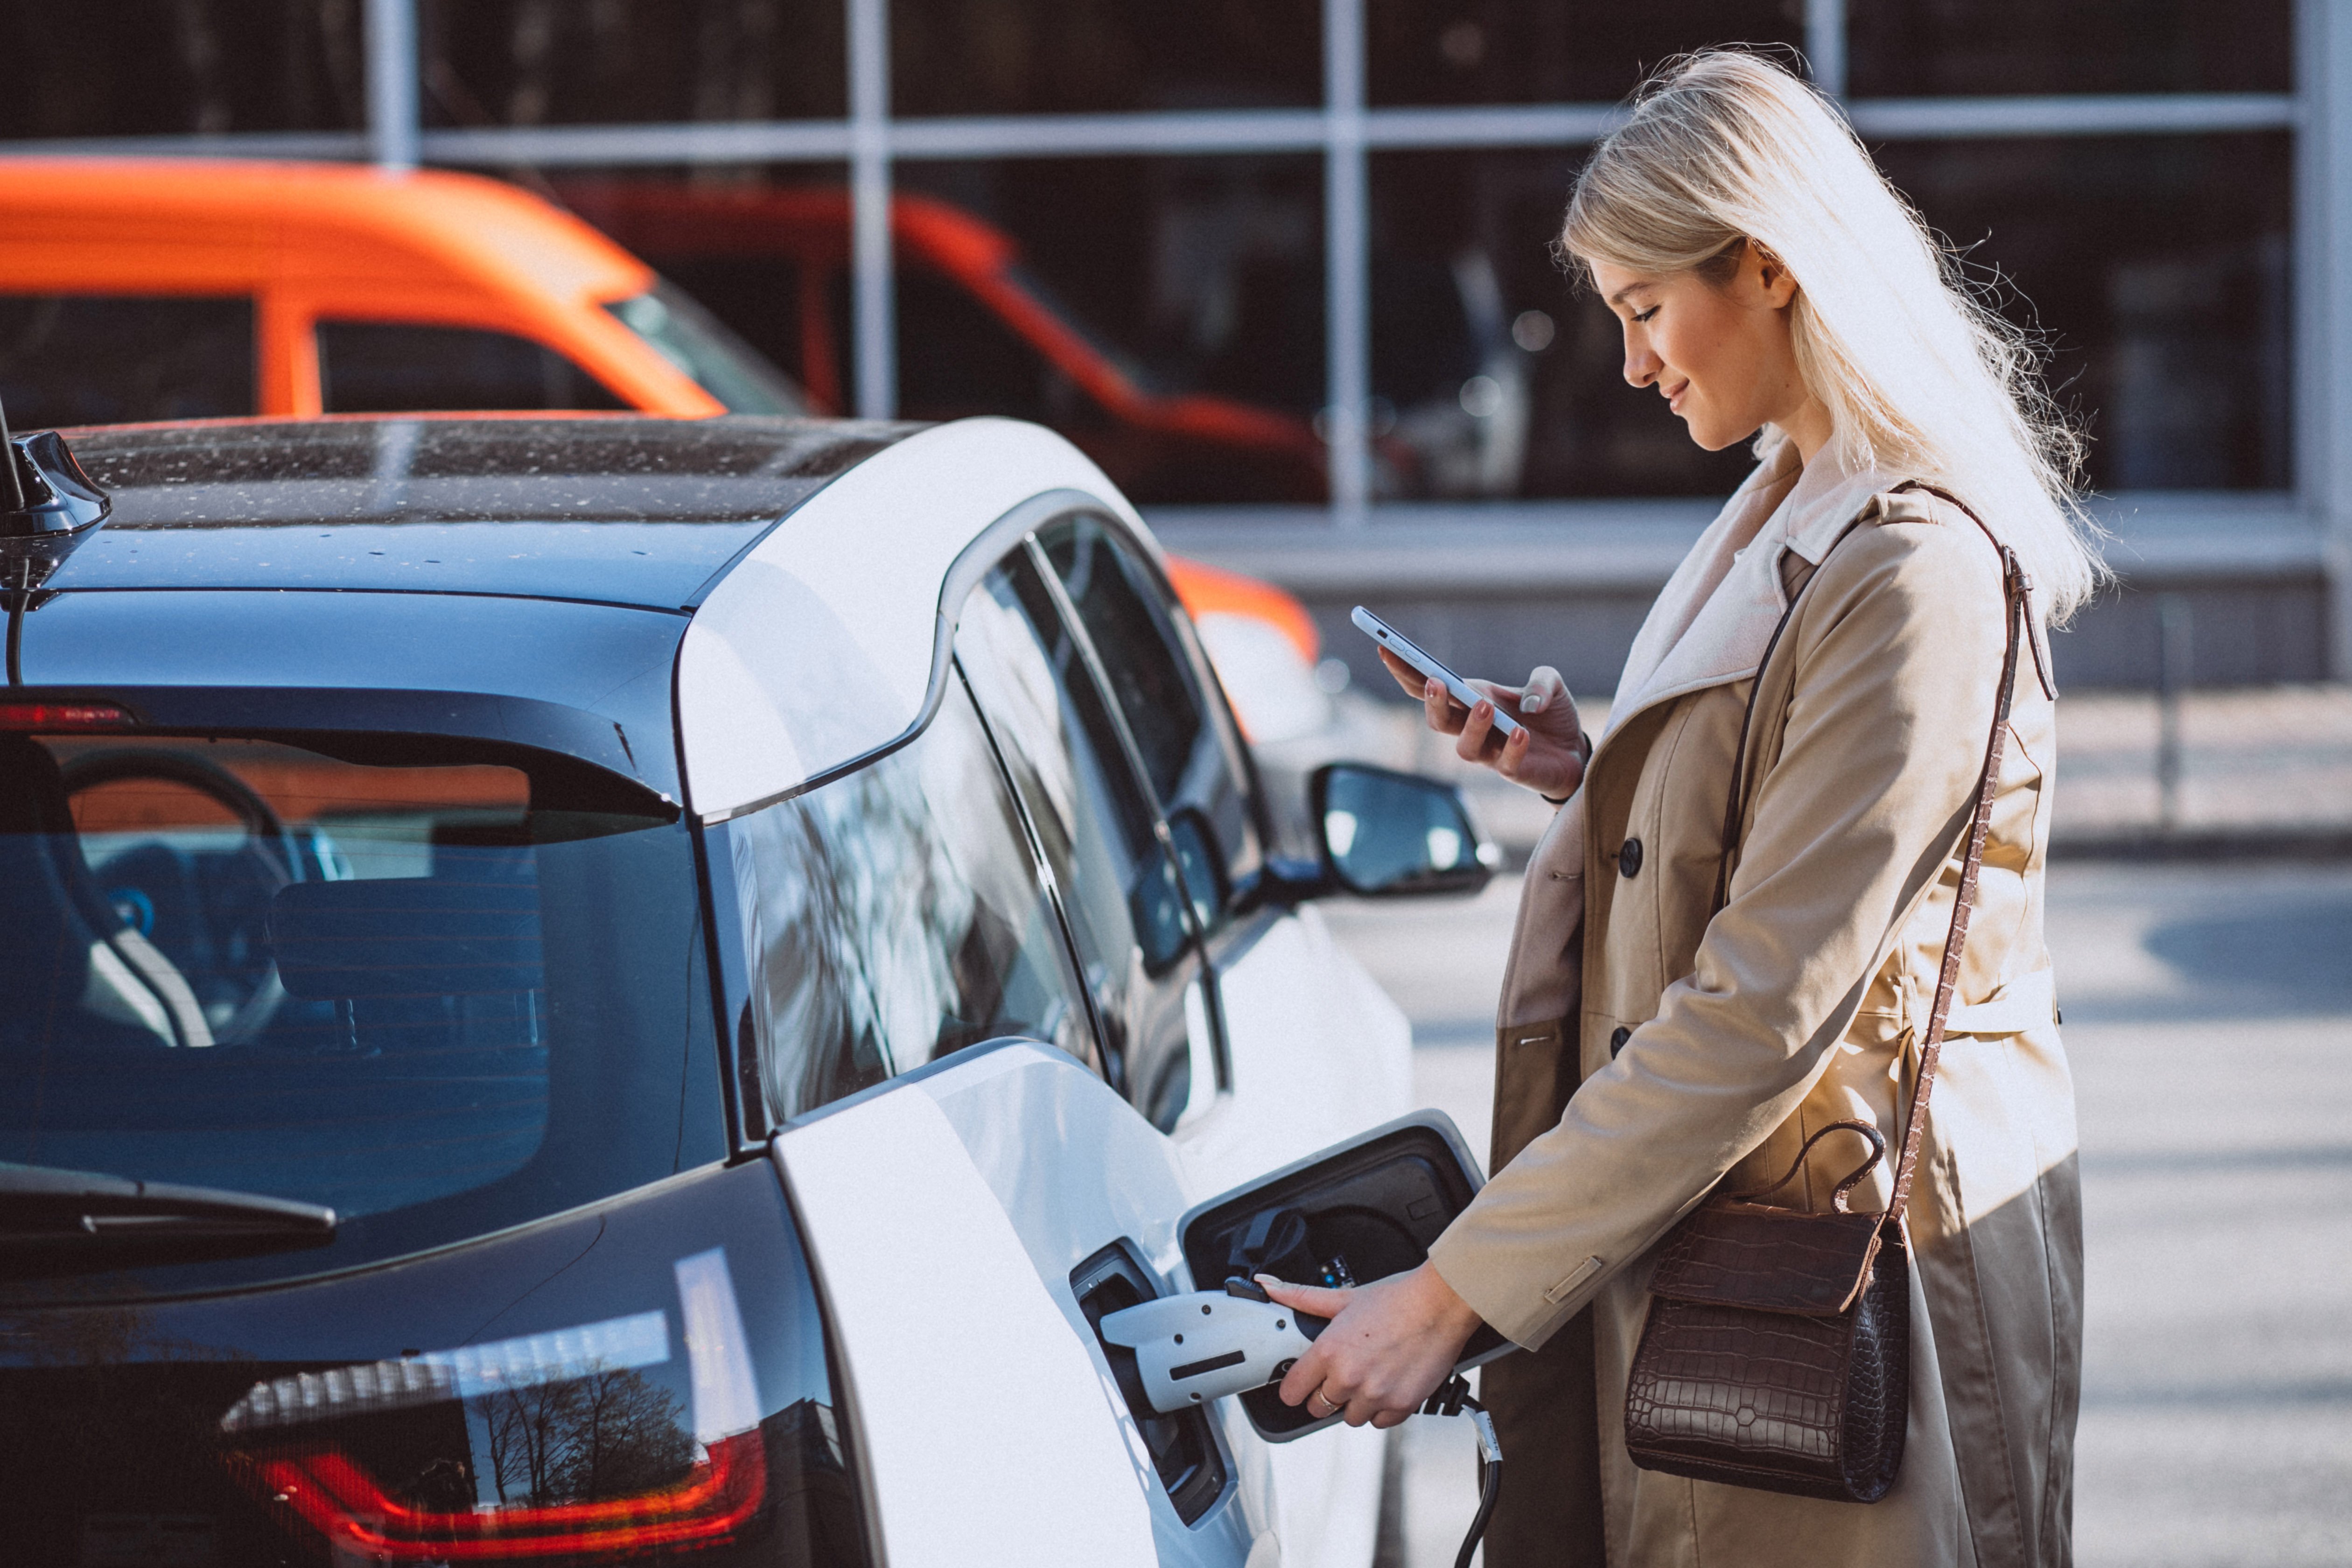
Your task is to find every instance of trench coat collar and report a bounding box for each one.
[1600,436,1890,745]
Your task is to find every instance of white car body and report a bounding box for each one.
[678,419,1416,1567]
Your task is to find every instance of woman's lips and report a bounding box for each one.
[1665,379,1690,413]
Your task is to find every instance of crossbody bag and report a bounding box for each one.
[1620,484,2033,1504]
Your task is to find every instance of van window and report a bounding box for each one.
[317,321,631,413]
[726,679,1096,1124]
[0,294,255,427]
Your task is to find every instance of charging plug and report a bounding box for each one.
[1096,1288,1329,1415]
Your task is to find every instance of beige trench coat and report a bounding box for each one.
[1425,439,2082,1568]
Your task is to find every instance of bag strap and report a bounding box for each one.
[1711,480,2031,1230]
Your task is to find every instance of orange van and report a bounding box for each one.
[0,159,802,429]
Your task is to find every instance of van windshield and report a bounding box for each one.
[606,282,810,415]
[0,730,719,1291]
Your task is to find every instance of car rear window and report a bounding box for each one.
[0,731,720,1288]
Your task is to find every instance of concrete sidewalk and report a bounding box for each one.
[1308,683,2352,862]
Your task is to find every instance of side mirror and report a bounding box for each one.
[1310,763,1495,898]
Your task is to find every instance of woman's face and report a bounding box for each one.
[1588,245,1822,456]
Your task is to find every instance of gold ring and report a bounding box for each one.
[1310,1391,1338,1417]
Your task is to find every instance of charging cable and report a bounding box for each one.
[1417,1374,1503,1568]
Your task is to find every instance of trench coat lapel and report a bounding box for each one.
[1602,441,1888,746]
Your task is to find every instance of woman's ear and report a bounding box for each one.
[1751,244,1800,309]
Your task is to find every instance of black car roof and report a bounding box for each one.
[51,416,918,609]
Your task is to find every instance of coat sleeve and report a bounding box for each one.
[1426,516,2009,1350]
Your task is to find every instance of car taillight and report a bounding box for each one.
[222,1247,770,1562]
[249,1431,765,1560]
[0,700,133,729]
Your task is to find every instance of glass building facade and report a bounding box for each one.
[3,0,2348,683]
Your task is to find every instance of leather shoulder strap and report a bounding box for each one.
[1711,481,2030,1227]
[1881,482,2030,1225]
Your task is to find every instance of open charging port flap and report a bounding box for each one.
[1176,1110,1514,1441]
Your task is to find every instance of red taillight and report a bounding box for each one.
[252,1429,765,1560]
[0,700,134,729]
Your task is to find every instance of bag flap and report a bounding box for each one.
[1649,1201,1884,1316]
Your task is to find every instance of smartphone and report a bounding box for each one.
[1350,605,1523,740]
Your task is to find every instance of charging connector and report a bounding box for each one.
[1099,1289,1503,1567]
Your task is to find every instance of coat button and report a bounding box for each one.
[1618,837,1643,878]
[1609,1026,1631,1057]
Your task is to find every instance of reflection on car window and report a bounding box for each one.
[1038,516,1261,913]
[0,732,713,1244]
[318,321,631,413]
[955,550,1211,1130]
[728,681,1095,1123]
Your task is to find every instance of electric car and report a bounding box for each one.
[0,413,1495,1567]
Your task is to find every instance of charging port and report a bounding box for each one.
[1071,1240,1228,1523]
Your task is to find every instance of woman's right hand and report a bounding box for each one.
[1377,647,1589,800]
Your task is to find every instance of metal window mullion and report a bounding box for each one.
[1806,0,1848,100]
[1323,0,1371,527]
[2299,0,2352,678]
[363,0,419,172]
[848,0,895,420]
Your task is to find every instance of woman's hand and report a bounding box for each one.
[1260,1261,1486,1429]
[1377,647,1588,800]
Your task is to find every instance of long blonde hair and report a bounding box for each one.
[1562,49,2105,623]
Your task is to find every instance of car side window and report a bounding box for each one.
[0,294,255,427]
[316,321,630,413]
[1036,516,1263,923]
[955,548,1219,1132]
[726,678,1097,1125]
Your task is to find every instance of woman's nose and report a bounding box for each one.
[1623,339,1660,389]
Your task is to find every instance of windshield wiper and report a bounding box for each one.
[0,1162,336,1249]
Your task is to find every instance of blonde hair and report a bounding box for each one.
[1563,49,2106,623]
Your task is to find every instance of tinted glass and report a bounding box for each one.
[896,156,1327,504]
[893,0,1320,115]
[728,682,1096,1124]
[0,730,718,1271]
[318,321,632,414]
[0,294,255,429]
[0,3,365,139]
[420,0,845,126]
[1367,0,1804,106]
[1876,133,2293,491]
[1370,148,1758,498]
[955,551,1210,1128]
[1040,517,1263,908]
[1849,0,2291,96]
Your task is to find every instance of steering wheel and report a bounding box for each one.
[59,749,301,1045]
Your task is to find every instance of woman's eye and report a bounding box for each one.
[1632,307,1659,324]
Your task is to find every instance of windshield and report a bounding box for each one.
[0,730,720,1290]
[605,282,810,415]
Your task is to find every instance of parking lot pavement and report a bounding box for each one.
[1323,860,2352,1567]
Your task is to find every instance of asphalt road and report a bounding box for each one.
[1321,859,2352,1568]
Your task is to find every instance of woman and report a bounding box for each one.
[1261,50,2095,1567]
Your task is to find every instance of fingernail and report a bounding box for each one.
[1254,1272,1280,1288]
[1524,693,1544,711]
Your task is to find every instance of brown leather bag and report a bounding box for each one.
[1622,487,2035,1504]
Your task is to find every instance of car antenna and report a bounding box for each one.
[0,396,112,686]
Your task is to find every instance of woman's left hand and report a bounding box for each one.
[1260,1261,1486,1428]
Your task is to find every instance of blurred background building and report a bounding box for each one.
[2,0,2347,696]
